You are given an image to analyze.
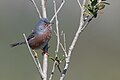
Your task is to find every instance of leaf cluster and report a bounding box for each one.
[85,0,110,18]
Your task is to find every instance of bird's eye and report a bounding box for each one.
[44,21,47,23]
[44,21,50,24]
[40,28,43,30]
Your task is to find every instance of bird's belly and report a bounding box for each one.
[28,31,51,50]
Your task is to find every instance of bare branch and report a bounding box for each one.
[81,16,94,31]
[23,33,45,79]
[54,30,57,36]
[33,50,43,74]
[50,0,65,22]
[53,0,60,53]
[41,0,47,18]
[40,0,48,79]
[49,0,61,79]
[49,61,57,80]
[63,33,67,53]
[59,42,67,57]
[82,0,86,6]
[30,0,42,18]
[42,53,48,80]
[77,0,82,9]
[60,30,64,36]
[59,0,87,80]
[54,30,67,57]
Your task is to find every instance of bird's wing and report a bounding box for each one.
[27,31,36,41]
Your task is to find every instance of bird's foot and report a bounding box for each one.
[33,50,38,58]
[42,51,49,56]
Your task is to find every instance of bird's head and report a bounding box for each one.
[37,18,51,25]
[35,18,53,33]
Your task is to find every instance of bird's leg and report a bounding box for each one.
[33,50,38,58]
[42,44,50,56]
[42,50,49,56]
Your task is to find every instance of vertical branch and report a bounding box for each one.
[41,0,47,18]
[40,0,48,80]
[60,0,87,80]
[30,0,42,18]
[43,52,48,80]
[49,0,60,79]
[59,42,67,57]
[54,31,67,57]
[63,33,67,54]
[54,0,60,53]
[59,31,67,57]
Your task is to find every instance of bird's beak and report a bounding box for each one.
[49,22,54,25]
[48,22,54,26]
[52,22,54,24]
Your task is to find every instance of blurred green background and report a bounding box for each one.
[0,0,120,80]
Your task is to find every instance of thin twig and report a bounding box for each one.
[60,30,64,36]
[30,0,42,18]
[54,0,60,53]
[63,33,67,53]
[49,61,57,80]
[81,16,94,31]
[54,30,57,36]
[33,50,43,73]
[59,42,67,57]
[23,33,45,79]
[77,0,82,9]
[82,0,86,6]
[49,0,60,79]
[54,31,67,57]
[50,0,65,22]
[59,0,87,80]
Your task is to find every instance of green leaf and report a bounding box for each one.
[91,0,98,6]
[102,2,110,5]
[101,0,107,1]
[96,3,105,10]
[92,10,98,18]
[84,11,91,16]
[85,5,97,17]
[85,5,93,13]
[85,5,91,10]
[96,2,110,10]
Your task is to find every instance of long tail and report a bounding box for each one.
[10,41,26,47]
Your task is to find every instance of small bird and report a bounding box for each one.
[11,18,52,54]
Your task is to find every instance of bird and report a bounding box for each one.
[10,18,52,55]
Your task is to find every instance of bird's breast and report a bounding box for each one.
[28,30,52,49]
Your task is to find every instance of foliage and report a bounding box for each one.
[85,0,110,18]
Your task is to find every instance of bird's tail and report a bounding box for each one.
[10,41,26,47]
